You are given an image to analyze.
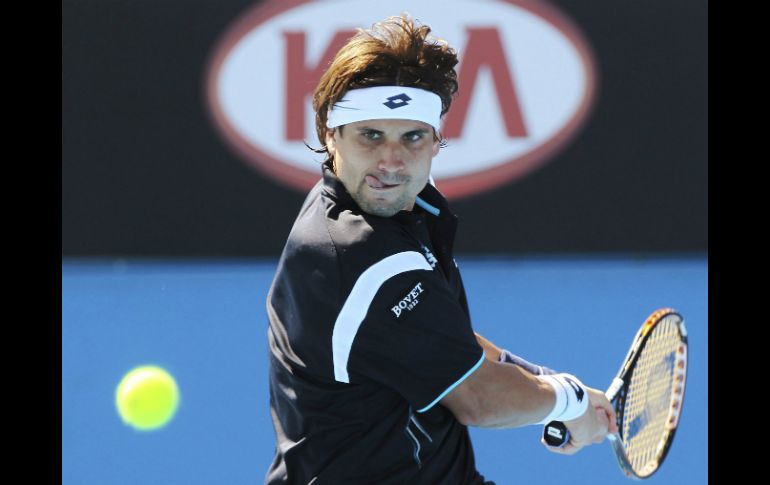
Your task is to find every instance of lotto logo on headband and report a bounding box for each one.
[384,93,412,109]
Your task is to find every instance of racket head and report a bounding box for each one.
[610,308,688,479]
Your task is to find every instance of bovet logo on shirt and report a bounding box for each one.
[391,282,425,319]
[205,0,598,199]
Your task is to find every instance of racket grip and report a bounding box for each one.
[543,421,570,447]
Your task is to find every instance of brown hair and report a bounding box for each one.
[311,14,459,162]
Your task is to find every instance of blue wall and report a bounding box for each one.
[62,256,707,484]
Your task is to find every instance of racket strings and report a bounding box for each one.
[621,314,684,475]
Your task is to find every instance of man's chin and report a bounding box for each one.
[354,193,406,217]
[359,202,402,217]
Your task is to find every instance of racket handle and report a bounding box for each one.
[543,421,570,447]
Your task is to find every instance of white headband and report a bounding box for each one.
[326,86,442,134]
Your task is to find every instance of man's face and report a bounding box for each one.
[326,119,440,217]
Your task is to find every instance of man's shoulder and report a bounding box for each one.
[286,186,411,257]
[327,209,419,269]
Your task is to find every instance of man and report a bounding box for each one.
[265,14,617,484]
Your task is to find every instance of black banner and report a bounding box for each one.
[62,0,707,257]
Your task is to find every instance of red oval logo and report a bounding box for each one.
[205,0,598,199]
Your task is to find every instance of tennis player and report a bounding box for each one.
[265,14,618,484]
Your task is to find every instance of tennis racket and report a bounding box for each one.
[542,308,688,480]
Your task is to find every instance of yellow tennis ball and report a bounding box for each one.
[115,365,180,431]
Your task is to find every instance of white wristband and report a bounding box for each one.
[535,373,589,424]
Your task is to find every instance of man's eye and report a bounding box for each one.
[404,132,424,142]
[363,131,381,140]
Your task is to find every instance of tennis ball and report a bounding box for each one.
[115,365,180,431]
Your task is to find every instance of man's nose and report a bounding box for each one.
[377,142,407,173]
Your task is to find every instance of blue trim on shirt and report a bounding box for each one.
[416,352,486,413]
[415,196,441,216]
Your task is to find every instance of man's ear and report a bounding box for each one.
[325,128,336,156]
[431,128,442,157]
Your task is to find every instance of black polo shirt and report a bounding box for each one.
[265,163,489,484]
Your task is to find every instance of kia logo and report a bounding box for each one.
[205,0,598,199]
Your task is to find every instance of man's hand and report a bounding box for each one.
[541,386,619,455]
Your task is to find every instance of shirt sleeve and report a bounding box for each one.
[340,259,485,412]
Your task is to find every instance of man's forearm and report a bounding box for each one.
[442,356,557,429]
[451,332,560,428]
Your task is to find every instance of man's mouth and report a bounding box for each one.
[365,175,400,190]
